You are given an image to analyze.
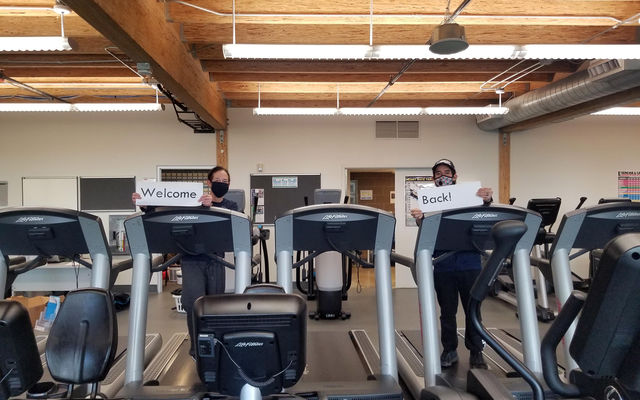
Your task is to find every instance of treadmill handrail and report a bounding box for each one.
[548,202,640,372]
[274,204,398,382]
[124,206,253,387]
[411,204,543,389]
[0,207,113,292]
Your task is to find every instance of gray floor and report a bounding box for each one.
[116,282,538,351]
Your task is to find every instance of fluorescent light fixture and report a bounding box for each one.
[73,103,164,112]
[253,107,338,115]
[0,36,72,52]
[425,106,510,115]
[339,107,423,115]
[224,44,640,60]
[591,107,640,116]
[252,106,508,116]
[0,103,73,112]
[0,103,164,112]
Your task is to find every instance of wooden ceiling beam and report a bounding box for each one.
[182,23,636,44]
[2,67,142,79]
[216,81,530,93]
[210,72,554,83]
[64,0,227,129]
[223,92,501,100]
[0,15,101,36]
[202,60,578,74]
[0,87,161,96]
[230,99,500,107]
[164,0,640,20]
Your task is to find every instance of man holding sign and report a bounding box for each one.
[410,159,492,370]
[132,166,238,359]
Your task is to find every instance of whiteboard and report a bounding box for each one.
[22,177,78,209]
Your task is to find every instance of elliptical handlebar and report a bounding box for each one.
[469,220,528,302]
[468,220,546,400]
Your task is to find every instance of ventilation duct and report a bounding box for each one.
[476,59,640,131]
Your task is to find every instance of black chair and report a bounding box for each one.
[0,301,43,400]
[45,288,118,398]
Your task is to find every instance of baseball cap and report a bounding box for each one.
[432,159,456,175]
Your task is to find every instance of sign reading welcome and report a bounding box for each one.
[136,181,203,207]
[417,181,483,212]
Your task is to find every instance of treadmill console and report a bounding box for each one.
[193,293,307,396]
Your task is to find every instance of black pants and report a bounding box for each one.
[433,269,484,354]
[181,257,226,355]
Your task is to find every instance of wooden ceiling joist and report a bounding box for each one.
[63,0,227,129]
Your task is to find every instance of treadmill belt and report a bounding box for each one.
[400,329,517,377]
[301,331,369,382]
[157,339,204,388]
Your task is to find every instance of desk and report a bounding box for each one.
[11,256,163,294]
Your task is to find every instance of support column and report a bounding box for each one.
[217,129,228,168]
[498,131,510,204]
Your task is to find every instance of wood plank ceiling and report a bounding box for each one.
[1,0,639,129]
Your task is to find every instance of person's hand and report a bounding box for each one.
[477,187,493,203]
[410,208,424,220]
[199,194,213,207]
[131,192,141,205]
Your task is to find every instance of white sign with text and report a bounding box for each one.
[417,181,483,212]
[136,181,203,207]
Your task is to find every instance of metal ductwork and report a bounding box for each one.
[476,59,640,131]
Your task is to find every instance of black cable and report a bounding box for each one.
[325,235,374,268]
[292,251,319,269]
[0,367,14,385]
[213,338,293,388]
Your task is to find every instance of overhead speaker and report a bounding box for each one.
[429,23,469,55]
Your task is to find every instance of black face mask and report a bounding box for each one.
[210,182,229,198]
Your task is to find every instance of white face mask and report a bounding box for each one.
[434,175,454,187]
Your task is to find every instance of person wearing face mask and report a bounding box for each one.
[131,166,238,359]
[410,159,493,370]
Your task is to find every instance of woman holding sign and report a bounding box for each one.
[410,159,492,370]
[132,166,238,359]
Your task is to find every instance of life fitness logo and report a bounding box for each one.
[322,214,348,221]
[170,215,199,222]
[471,213,499,219]
[615,212,640,219]
[16,216,44,223]
[605,385,623,400]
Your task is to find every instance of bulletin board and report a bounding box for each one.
[79,176,136,212]
[22,177,78,209]
[250,174,321,224]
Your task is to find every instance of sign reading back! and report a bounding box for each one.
[417,181,483,212]
[136,181,203,207]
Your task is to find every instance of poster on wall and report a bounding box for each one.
[251,188,265,223]
[405,175,433,226]
[618,171,640,201]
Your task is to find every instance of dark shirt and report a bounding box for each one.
[433,251,481,272]
[430,196,492,273]
[212,198,238,212]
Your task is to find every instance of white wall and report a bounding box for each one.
[0,109,217,207]
[511,115,640,276]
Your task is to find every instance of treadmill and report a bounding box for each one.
[395,205,544,399]
[274,204,402,399]
[0,207,162,398]
[548,201,640,373]
[121,206,253,397]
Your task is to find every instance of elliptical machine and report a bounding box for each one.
[296,189,353,320]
